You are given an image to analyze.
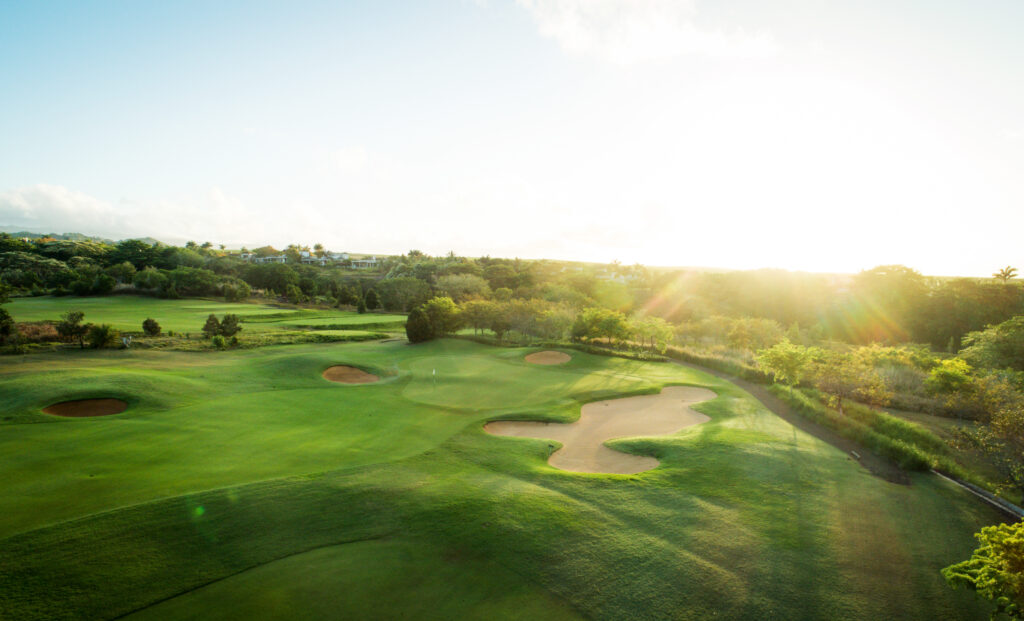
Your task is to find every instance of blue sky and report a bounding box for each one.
[1,0,1022,275]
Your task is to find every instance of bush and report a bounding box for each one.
[202,314,221,338]
[211,335,226,349]
[87,324,119,349]
[142,318,161,337]
[405,307,433,343]
[219,314,242,337]
[0,308,14,344]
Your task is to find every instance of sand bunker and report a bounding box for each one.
[485,386,715,474]
[525,351,571,365]
[322,365,380,384]
[42,398,128,418]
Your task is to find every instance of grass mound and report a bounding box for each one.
[41,398,128,417]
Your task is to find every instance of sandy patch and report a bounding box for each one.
[525,351,571,365]
[485,386,715,474]
[42,398,128,418]
[322,365,380,384]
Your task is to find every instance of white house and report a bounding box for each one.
[253,255,287,264]
[351,256,380,269]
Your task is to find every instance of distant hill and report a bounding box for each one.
[0,228,165,246]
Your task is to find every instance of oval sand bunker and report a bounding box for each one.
[485,386,715,474]
[42,398,128,418]
[322,365,380,384]
[525,351,571,365]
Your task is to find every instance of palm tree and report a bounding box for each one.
[993,266,1018,283]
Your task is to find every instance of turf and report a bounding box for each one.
[6,295,406,334]
[0,338,1007,620]
[127,539,583,621]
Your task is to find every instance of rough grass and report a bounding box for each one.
[0,339,1007,620]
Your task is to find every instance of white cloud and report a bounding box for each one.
[0,184,124,236]
[516,0,777,64]
[0,184,261,245]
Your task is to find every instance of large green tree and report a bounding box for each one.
[377,277,431,312]
[944,520,1024,619]
[459,299,496,335]
[422,297,461,338]
[755,341,810,388]
[405,307,433,343]
[961,317,1024,372]
[808,349,892,412]
[955,375,1024,498]
[436,274,490,302]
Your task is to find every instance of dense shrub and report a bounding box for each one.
[202,314,221,338]
[142,318,161,336]
[87,324,119,349]
[219,314,242,337]
[405,307,432,343]
[0,308,15,343]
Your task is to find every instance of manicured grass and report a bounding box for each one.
[6,295,405,334]
[127,539,583,621]
[0,339,1006,620]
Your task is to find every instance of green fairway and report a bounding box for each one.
[0,338,1006,620]
[127,538,583,621]
[6,295,406,334]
